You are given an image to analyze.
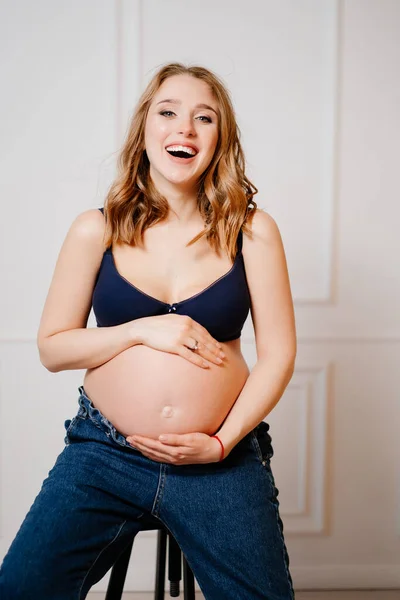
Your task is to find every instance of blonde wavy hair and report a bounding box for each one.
[102,62,258,262]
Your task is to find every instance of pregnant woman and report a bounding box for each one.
[0,62,297,599]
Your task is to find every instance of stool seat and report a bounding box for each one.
[105,518,196,599]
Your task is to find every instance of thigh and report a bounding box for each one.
[0,417,153,600]
[159,423,295,600]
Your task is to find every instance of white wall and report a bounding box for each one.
[0,0,399,592]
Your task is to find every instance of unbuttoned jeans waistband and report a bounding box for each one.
[77,385,131,449]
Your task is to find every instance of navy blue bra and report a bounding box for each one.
[92,208,251,342]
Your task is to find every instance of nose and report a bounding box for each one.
[176,115,196,136]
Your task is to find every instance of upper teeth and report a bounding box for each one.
[166,145,197,155]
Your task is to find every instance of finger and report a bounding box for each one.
[128,435,188,456]
[187,328,225,365]
[158,433,195,447]
[192,339,224,366]
[129,439,167,459]
[191,322,223,350]
[197,335,225,356]
[139,447,175,463]
[179,344,211,368]
[186,318,223,355]
[178,319,222,367]
[132,440,187,464]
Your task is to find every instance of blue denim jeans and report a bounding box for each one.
[0,385,295,599]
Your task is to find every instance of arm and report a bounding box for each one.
[214,209,297,455]
[37,209,141,373]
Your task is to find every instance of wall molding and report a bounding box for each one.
[280,364,330,534]
[116,0,142,146]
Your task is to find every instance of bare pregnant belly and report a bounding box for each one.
[82,339,250,438]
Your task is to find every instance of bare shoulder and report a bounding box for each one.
[241,207,287,280]
[67,207,106,245]
[60,207,107,266]
[242,208,282,247]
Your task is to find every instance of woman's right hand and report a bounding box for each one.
[129,315,226,368]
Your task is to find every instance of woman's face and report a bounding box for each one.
[144,74,219,191]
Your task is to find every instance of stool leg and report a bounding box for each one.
[183,554,195,600]
[168,532,182,597]
[154,528,167,600]
[105,539,133,600]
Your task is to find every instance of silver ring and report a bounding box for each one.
[192,340,199,351]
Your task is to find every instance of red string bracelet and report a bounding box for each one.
[211,434,225,461]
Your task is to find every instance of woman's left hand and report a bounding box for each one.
[126,432,223,465]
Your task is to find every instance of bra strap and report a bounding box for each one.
[98,207,111,252]
[237,229,243,253]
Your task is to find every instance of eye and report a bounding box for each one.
[197,115,212,123]
[159,110,212,123]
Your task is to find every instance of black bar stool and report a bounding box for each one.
[105,520,196,599]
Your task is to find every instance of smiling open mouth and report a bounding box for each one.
[166,149,196,159]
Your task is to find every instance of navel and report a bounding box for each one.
[161,404,174,418]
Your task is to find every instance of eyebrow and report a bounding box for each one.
[156,99,219,117]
